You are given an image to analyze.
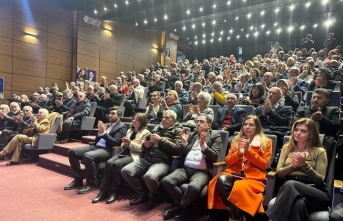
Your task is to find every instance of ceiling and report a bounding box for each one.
[50,0,342,53]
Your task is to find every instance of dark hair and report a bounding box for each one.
[313,88,331,99]
[249,83,265,99]
[317,67,333,80]
[131,113,148,130]
[109,107,122,117]
[198,113,213,123]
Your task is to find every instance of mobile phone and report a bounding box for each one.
[145,135,151,141]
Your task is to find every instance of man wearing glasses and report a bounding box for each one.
[122,110,182,211]
[162,114,221,220]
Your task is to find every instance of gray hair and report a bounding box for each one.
[23,106,33,112]
[39,108,49,117]
[164,109,177,120]
[108,85,117,90]
[198,91,211,106]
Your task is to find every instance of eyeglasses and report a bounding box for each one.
[132,118,140,122]
[195,120,207,124]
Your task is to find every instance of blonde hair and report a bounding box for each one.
[231,115,268,152]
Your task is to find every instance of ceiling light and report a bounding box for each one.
[182,26,186,30]
[236,35,240,39]
[186,9,190,15]
[241,28,244,32]
[274,22,278,26]
[195,41,198,45]
[247,13,252,18]
[324,18,334,27]
[213,4,216,9]
[227,1,231,5]
[229,29,233,33]
[174,28,177,32]
[125,1,129,5]
[313,23,318,28]
[235,16,239,20]
[260,11,265,16]
[154,18,157,22]
[322,0,329,5]
[194,36,197,39]
[144,19,147,24]
[224,19,227,22]
[220,31,223,35]
[94,10,97,14]
[164,15,168,20]
[246,34,249,38]
[210,39,213,43]
[192,24,195,29]
[275,8,279,13]
[261,24,265,29]
[218,37,222,41]
[202,34,206,37]
[202,40,205,44]
[254,32,259,37]
[266,30,270,35]
[250,26,254,30]
[199,7,203,12]
[114,4,118,8]
[202,22,205,27]
[276,28,282,34]
[135,22,138,26]
[300,25,305,30]
[227,36,230,40]
[289,5,295,11]
[104,6,107,11]
[305,2,311,7]
[212,20,216,25]
[211,32,214,36]
[287,26,294,32]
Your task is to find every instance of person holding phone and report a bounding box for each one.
[208,115,272,220]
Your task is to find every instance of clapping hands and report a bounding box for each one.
[292,152,307,168]
[311,107,323,121]
[97,120,106,134]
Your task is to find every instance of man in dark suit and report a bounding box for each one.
[213,93,246,140]
[254,87,292,149]
[294,88,340,139]
[57,92,92,143]
[64,107,127,193]
[162,114,222,220]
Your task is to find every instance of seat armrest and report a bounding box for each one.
[112,146,121,155]
[89,142,95,145]
[212,161,226,176]
[172,156,180,159]
[138,98,148,109]
[213,162,226,167]
[264,170,277,207]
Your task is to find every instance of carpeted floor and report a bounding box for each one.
[0,161,181,221]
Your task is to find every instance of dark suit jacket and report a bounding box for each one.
[180,130,222,176]
[294,106,340,138]
[94,121,127,152]
[213,106,246,134]
[254,104,292,130]
[67,100,92,126]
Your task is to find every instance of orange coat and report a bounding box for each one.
[207,138,272,216]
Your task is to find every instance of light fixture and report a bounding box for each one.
[254,32,259,37]
[210,39,213,43]
[300,25,305,30]
[186,9,190,15]
[154,18,157,22]
[313,23,318,28]
[305,2,311,8]
[227,1,231,5]
[104,27,112,32]
[213,4,216,9]
[260,11,265,16]
[247,13,251,19]
[275,8,279,13]
[144,19,148,24]
[235,16,239,20]
[261,24,265,29]
[287,26,294,32]
[289,5,295,11]
[202,22,205,27]
[218,37,222,41]
[220,30,223,35]
[276,28,282,34]
[195,41,198,45]
[192,24,195,29]
[104,6,107,11]
[164,15,168,20]
[266,30,270,35]
[125,1,129,5]
[227,36,230,40]
[135,22,138,26]
[236,35,240,39]
[199,7,203,12]
[114,4,118,8]
[229,29,233,33]
[211,32,214,36]
[25,32,36,37]
[94,10,97,14]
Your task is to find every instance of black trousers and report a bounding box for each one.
[100,154,133,193]
[266,180,330,221]
[68,145,111,186]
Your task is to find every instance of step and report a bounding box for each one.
[91,128,98,136]
[82,135,96,144]
[54,142,89,157]
[39,153,85,178]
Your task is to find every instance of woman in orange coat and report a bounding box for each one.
[208,115,272,220]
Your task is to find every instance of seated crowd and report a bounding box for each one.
[0,37,343,220]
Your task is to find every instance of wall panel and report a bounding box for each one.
[117,52,133,68]
[117,41,134,56]
[100,60,116,75]
[48,33,72,52]
[0,36,13,56]
[47,48,72,66]
[13,23,48,47]
[100,47,116,62]
[48,18,73,38]
[12,74,46,93]
[13,57,46,77]
[0,0,13,21]
[13,40,47,62]
[0,19,14,39]
[77,54,99,70]
[14,8,48,31]
[78,25,99,45]
[78,40,99,58]
[0,54,13,74]
[47,63,72,80]
[100,35,117,51]
[2,72,13,95]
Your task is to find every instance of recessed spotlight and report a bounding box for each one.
[275,8,279,13]
[213,4,216,8]
[300,25,305,30]
[287,26,294,32]
[260,11,265,16]
[192,24,195,29]
[247,13,252,18]
[227,1,231,5]
[210,39,213,43]
[125,1,129,5]
[202,40,205,44]
[276,28,282,34]
[313,23,318,28]
[289,5,295,11]
[246,34,249,38]
[305,2,311,7]
[104,6,107,11]
[182,26,186,30]
[235,16,239,20]
[94,10,97,14]
[250,26,254,30]
[164,15,168,20]
[236,35,240,39]
[229,29,233,33]
[174,29,177,32]
[144,19,147,24]
[254,32,259,37]
[224,19,227,22]
[135,22,138,26]
[220,31,223,35]
[274,22,278,26]
[227,36,230,40]
[261,24,265,29]
[241,28,244,32]
[194,36,197,39]
[218,37,222,41]
[202,22,205,27]
[186,9,190,15]
[202,34,206,37]
[211,32,214,36]
[266,30,270,35]
[154,18,157,22]
[195,41,198,45]
[114,4,118,8]
[199,7,203,12]
[212,20,216,25]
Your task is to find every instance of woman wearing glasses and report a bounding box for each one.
[208,115,272,220]
[91,113,150,204]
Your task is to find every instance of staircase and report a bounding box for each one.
[38,131,97,177]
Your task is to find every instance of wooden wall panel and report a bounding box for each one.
[100,35,117,51]
[134,47,149,59]
[48,33,72,52]
[78,25,99,45]
[13,40,47,62]
[14,0,48,15]
[13,57,46,77]
[48,18,73,38]
[14,8,48,30]
[134,59,149,71]
[100,61,116,75]
[117,52,133,68]
[117,41,134,56]
[100,47,116,62]
[46,78,69,90]
[0,36,13,56]
[78,40,99,58]
[47,63,72,80]
[12,74,46,93]
[116,64,132,75]
[0,0,13,21]
[47,48,72,66]
[0,55,13,73]
[13,23,48,47]
[117,29,134,45]
[0,19,14,39]
[47,6,74,24]
[77,54,99,70]
[1,72,13,97]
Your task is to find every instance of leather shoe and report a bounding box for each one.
[64,180,83,190]
[106,193,118,204]
[6,161,19,166]
[163,206,182,220]
[77,184,97,194]
[92,190,108,203]
[129,194,148,206]
[144,199,157,211]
